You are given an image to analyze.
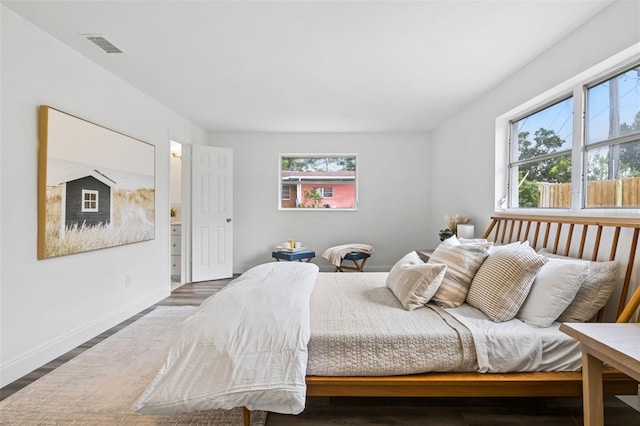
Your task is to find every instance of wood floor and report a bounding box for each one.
[0,278,231,402]
[2,278,639,425]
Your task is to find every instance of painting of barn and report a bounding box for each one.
[59,170,115,235]
[38,106,155,259]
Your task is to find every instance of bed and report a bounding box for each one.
[135,215,640,425]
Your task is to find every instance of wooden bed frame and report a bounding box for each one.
[244,214,640,425]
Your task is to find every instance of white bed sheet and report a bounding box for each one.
[445,304,542,372]
[537,322,582,371]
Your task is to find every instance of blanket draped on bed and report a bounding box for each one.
[444,304,542,373]
[134,262,319,415]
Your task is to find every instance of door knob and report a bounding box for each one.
[226,218,232,223]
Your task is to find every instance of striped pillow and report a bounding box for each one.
[386,252,447,311]
[428,238,493,308]
[466,248,548,322]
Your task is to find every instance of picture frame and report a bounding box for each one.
[278,153,358,210]
[37,105,155,259]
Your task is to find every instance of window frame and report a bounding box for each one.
[507,95,575,209]
[496,45,640,215]
[582,65,640,209]
[314,187,334,198]
[278,153,358,211]
[81,189,99,212]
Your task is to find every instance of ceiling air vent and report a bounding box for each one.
[84,35,123,54]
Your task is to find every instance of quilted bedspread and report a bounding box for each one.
[307,272,478,376]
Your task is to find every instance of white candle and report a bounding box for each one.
[457,224,475,239]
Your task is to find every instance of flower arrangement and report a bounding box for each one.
[439,214,471,241]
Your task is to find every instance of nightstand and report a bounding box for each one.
[272,249,315,262]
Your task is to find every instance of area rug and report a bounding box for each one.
[0,306,268,425]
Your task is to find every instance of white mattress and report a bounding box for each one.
[307,272,582,376]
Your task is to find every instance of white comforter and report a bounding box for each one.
[134,262,319,415]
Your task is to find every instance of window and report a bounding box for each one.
[509,97,573,208]
[314,187,333,198]
[82,189,99,212]
[585,66,640,208]
[281,186,291,200]
[505,60,640,211]
[279,154,357,210]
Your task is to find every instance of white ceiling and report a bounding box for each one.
[3,1,613,132]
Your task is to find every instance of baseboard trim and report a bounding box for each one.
[0,288,167,387]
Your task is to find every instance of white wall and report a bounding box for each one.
[209,132,432,273]
[0,6,207,386]
[429,0,640,238]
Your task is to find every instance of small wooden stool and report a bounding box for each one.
[272,250,315,262]
[336,252,370,272]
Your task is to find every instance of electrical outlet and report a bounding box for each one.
[125,274,132,287]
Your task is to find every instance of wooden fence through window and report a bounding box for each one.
[537,176,640,208]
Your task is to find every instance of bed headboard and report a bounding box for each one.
[481,214,640,323]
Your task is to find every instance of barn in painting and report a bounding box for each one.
[60,170,115,232]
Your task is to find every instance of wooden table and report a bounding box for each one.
[559,323,640,426]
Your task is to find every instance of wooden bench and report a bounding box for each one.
[335,252,370,272]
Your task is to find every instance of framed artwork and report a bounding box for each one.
[37,106,155,259]
[278,154,358,210]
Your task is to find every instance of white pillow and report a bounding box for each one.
[428,236,493,308]
[460,239,532,254]
[538,249,619,322]
[386,252,447,310]
[490,240,533,253]
[457,238,488,244]
[516,258,589,327]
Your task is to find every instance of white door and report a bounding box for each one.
[191,145,233,281]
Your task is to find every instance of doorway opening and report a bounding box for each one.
[170,140,183,290]
[168,142,232,286]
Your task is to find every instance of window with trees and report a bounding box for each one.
[279,154,357,210]
[510,97,573,208]
[508,62,640,210]
[585,66,640,208]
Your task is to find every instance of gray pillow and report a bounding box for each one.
[538,249,619,322]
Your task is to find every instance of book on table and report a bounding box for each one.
[274,246,308,253]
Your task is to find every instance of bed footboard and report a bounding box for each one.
[306,369,637,398]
